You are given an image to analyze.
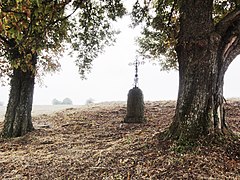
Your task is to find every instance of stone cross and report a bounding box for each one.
[125,56,146,123]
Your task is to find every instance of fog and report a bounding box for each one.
[0,15,239,105]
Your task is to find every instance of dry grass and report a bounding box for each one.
[0,100,239,179]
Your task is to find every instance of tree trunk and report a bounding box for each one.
[168,0,231,140]
[2,54,37,138]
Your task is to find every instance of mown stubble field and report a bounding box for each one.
[0,100,239,179]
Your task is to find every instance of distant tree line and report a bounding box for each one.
[85,98,95,105]
[52,98,73,105]
[0,101,3,106]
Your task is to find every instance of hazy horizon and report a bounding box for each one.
[0,12,240,105]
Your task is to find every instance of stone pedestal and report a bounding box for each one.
[124,87,146,123]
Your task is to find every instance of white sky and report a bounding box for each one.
[0,12,240,105]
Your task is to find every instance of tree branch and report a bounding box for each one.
[216,7,240,73]
[219,22,240,73]
[222,37,240,73]
[52,5,79,24]
[215,8,240,36]
[1,9,27,16]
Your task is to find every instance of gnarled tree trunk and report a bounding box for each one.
[2,54,37,138]
[168,0,240,140]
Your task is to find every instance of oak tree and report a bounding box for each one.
[132,0,240,141]
[0,0,125,138]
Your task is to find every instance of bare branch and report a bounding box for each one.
[52,5,79,24]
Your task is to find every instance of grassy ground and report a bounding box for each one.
[0,101,239,179]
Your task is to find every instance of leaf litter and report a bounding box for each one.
[0,100,239,179]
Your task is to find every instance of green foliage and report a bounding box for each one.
[69,0,125,78]
[0,0,126,80]
[172,138,198,154]
[0,0,70,77]
[131,0,239,70]
[131,0,179,70]
[213,0,238,22]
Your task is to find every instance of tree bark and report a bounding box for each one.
[168,0,235,140]
[2,54,37,138]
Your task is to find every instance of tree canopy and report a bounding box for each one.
[0,0,126,80]
[0,0,126,138]
[131,0,240,70]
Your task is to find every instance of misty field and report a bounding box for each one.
[0,105,82,122]
[0,100,239,179]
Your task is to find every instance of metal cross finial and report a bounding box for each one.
[129,56,145,87]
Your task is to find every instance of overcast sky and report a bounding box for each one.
[0,11,240,105]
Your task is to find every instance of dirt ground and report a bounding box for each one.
[0,100,239,179]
